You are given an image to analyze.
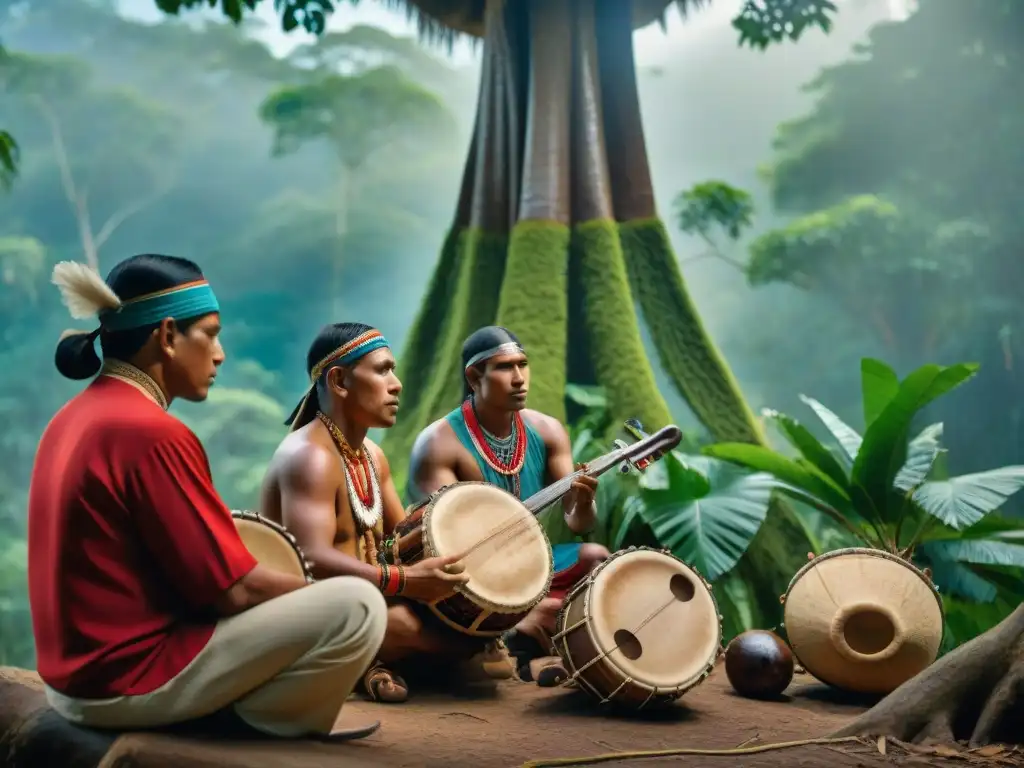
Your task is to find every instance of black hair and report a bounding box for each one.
[461,325,523,399]
[54,254,207,380]
[284,321,376,428]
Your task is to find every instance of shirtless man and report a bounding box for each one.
[408,325,611,686]
[260,322,506,704]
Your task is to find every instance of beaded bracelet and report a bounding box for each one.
[377,564,406,597]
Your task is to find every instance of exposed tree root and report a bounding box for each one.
[832,603,1024,748]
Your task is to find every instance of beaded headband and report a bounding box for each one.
[285,328,391,431]
[99,280,220,332]
[309,329,390,383]
[464,341,525,371]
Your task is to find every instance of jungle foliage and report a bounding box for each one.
[0,0,1020,667]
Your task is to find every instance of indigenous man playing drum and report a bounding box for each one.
[260,322,508,705]
[28,255,386,742]
[408,325,610,686]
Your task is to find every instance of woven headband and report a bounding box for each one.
[99,280,220,332]
[464,341,525,370]
[285,329,391,431]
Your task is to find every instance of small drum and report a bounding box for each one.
[552,547,723,710]
[781,547,944,695]
[232,510,313,583]
[385,482,553,637]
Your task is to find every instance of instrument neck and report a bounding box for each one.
[523,449,623,515]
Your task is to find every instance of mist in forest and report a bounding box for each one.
[2,0,1020,667]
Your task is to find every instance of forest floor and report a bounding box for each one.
[84,660,1024,768]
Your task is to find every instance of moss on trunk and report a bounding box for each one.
[382,0,811,618]
[620,219,767,443]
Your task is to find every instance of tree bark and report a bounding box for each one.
[831,603,1024,747]
[383,2,809,611]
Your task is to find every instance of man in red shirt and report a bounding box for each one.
[28,254,387,740]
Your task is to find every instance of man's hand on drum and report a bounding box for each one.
[401,553,471,602]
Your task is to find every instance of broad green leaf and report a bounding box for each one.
[926,557,996,602]
[717,572,757,640]
[611,496,645,552]
[861,358,899,429]
[921,515,1024,542]
[798,394,862,463]
[565,383,607,410]
[913,466,1024,530]
[703,442,852,515]
[641,451,711,496]
[639,454,776,581]
[853,362,979,520]
[762,408,849,491]
[924,539,1024,568]
[940,596,1016,653]
[571,427,595,462]
[893,422,944,492]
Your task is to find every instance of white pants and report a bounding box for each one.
[45,577,387,737]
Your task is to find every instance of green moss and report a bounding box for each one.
[383,227,508,491]
[495,220,571,422]
[617,217,811,630]
[574,219,672,433]
[619,218,766,444]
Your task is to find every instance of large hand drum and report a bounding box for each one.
[553,547,723,710]
[781,547,944,694]
[389,482,553,637]
[231,510,313,582]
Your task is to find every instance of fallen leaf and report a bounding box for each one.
[973,745,1006,757]
[877,736,887,755]
[931,745,962,757]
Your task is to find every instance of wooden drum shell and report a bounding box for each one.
[553,546,723,710]
[231,509,314,583]
[387,482,553,638]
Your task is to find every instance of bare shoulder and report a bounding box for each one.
[522,409,570,445]
[410,417,460,463]
[364,437,391,477]
[273,429,340,491]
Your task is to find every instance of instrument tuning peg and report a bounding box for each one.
[613,439,633,474]
[613,438,649,474]
[621,418,660,470]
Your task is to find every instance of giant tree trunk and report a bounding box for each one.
[381,0,807,626]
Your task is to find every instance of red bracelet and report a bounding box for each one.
[383,566,400,597]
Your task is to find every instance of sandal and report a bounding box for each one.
[361,661,409,703]
[477,639,515,680]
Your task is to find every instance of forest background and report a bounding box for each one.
[1,0,1021,669]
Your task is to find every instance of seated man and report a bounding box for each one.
[408,325,611,686]
[29,255,386,741]
[260,322,507,705]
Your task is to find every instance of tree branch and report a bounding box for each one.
[32,97,99,271]
[93,176,175,251]
[680,235,748,274]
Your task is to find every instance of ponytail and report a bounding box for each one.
[54,328,102,380]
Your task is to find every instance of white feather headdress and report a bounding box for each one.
[51,261,122,320]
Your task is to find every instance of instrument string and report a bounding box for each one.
[449,437,666,563]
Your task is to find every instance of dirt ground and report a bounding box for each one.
[5,661,1022,768]
[99,661,1022,768]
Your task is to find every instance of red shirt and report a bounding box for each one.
[27,376,257,698]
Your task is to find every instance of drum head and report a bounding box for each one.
[783,549,943,693]
[234,517,306,580]
[427,483,552,610]
[588,550,720,689]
